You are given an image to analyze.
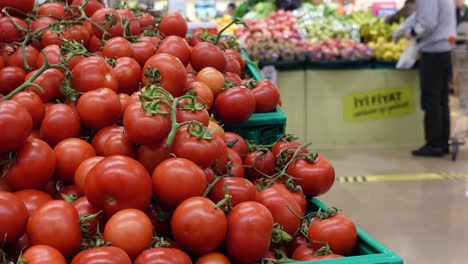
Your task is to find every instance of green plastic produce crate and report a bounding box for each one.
[222,106,287,146]
[306,198,404,264]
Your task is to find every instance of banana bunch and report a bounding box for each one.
[368,38,407,61]
[215,15,238,35]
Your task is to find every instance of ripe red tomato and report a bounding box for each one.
[3,138,55,190]
[35,45,60,69]
[6,45,39,71]
[299,254,343,261]
[191,42,226,72]
[85,155,152,217]
[14,189,53,217]
[37,2,66,18]
[0,0,34,17]
[292,244,315,260]
[208,120,225,139]
[185,81,214,109]
[86,35,103,53]
[0,16,27,43]
[123,102,171,145]
[214,87,255,123]
[138,36,161,47]
[225,148,244,177]
[225,56,241,76]
[209,177,256,207]
[56,184,83,201]
[142,53,187,97]
[113,57,142,94]
[117,9,141,36]
[244,150,276,181]
[309,210,357,256]
[71,246,131,264]
[271,140,308,160]
[158,13,187,38]
[252,80,280,113]
[54,138,96,182]
[104,209,153,258]
[196,67,225,97]
[118,93,129,117]
[26,68,65,102]
[132,41,156,67]
[288,236,308,256]
[0,191,28,245]
[176,101,210,126]
[77,88,121,129]
[103,37,134,58]
[224,132,248,159]
[101,132,137,158]
[11,91,45,128]
[137,12,155,29]
[71,0,104,17]
[196,252,231,264]
[171,126,219,168]
[72,196,100,236]
[156,36,191,66]
[22,245,67,264]
[74,156,104,193]
[152,158,207,209]
[91,125,124,155]
[224,72,243,86]
[40,104,81,147]
[171,196,227,254]
[72,56,118,93]
[255,183,303,236]
[137,141,172,174]
[0,66,27,95]
[226,201,274,264]
[90,8,124,39]
[287,155,335,197]
[225,49,246,71]
[27,200,83,257]
[134,248,192,264]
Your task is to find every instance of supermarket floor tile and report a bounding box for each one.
[318,147,468,264]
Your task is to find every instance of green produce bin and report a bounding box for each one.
[222,106,287,146]
[306,198,404,264]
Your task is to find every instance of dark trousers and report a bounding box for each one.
[419,51,452,147]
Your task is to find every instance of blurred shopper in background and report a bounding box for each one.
[394,0,456,157]
[385,0,416,24]
[456,0,468,25]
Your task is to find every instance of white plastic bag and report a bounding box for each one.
[396,38,417,70]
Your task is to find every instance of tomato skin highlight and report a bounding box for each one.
[71,246,131,264]
[85,155,152,217]
[225,201,274,264]
[0,191,29,245]
[171,196,228,254]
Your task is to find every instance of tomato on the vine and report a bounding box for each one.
[224,132,248,159]
[71,246,131,264]
[214,86,255,123]
[131,40,156,67]
[71,0,104,17]
[292,244,316,260]
[117,9,141,36]
[171,196,227,254]
[158,13,188,38]
[11,91,45,128]
[40,104,81,147]
[196,67,225,97]
[90,8,124,39]
[142,53,187,97]
[152,158,207,209]
[0,100,33,153]
[37,2,66,18]
[91,125,124,156]
[6,45,39,71]
[27,200,83,257]
[0,16,27,43]
[85,155,152,217]
[22,245,67,264]
[156,36,191,66]
[209,177,256,207]
[196,252,231,264]
[103,37,134,58]
[104,209,153,258]
[0,66,27,95]
[14,189,53,217]
[286,154,335,197]
[184,81,214,109]
[134,248,192,264]
[114,57,142,95]
[54,138,96,183]
[226,148,244,177]
[225,201,274,264]
[251,80,280,113]
[0,0,34,17]
[0,191,28,245]
[244,150,276,181]
[77,88,121,129]
[191,42,226,72]
[74,156,104,193]
[72,196,100,236]
[26,68,65,103]
[71,56,118,93]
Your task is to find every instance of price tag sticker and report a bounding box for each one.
[260,66,278,85]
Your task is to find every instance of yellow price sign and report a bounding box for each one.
[344,87,415,122]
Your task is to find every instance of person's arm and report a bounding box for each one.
[411,0,438,38]
[393,13,416,41]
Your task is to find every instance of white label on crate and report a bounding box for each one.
[260,66,278,85]
[168,0,186,15]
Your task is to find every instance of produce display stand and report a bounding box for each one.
[308,199,404,264]
[263,60,424,149]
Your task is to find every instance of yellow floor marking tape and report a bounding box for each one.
[337,173,468,183]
